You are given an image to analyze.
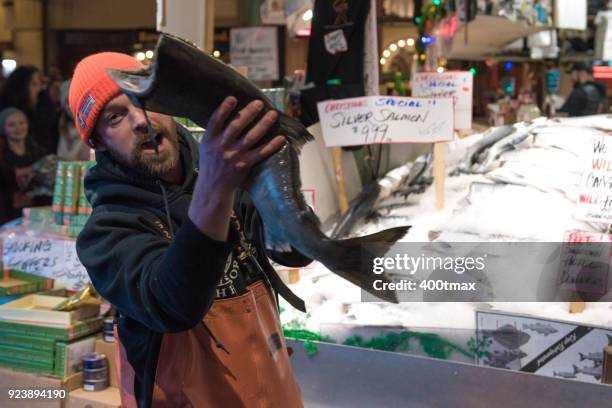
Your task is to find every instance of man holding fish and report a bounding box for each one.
[70,52,308,407]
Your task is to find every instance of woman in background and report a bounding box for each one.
[0,65,60,155]
[0,107,51,223]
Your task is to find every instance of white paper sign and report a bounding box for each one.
[316,96,453,147]
[559,230,610,294]
[412,71,473,130]
[575,134,612,224]
[2,236,90,291]
[230,27,279,81]
[555,0,587,30]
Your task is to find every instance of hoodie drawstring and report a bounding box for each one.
[156,180,175,238]
[157,179,229,354]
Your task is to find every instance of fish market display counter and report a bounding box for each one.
[281,114,612,397]
[288,339,612,408]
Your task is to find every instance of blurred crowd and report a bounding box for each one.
[0,65,89,225]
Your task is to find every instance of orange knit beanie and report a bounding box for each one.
[68,52,143,146]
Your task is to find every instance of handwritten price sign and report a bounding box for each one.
[2,236,90,290]
[575,133,612,223]
[559,230,610,295]
[412,71,473,130]
[316,96,453,147]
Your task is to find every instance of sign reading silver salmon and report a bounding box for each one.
[316,96,454,147]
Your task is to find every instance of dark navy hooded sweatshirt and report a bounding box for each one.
[76,125,309,407]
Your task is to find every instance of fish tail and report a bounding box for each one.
[320,226,411,303]
[573,364,579,374]
[278,111,314,148]
[579,353,585,361]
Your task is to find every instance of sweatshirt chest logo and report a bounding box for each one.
[153,220,171,240]
[216,256,241,299]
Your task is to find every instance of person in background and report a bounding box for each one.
[47,76,63,113]
[558,62,608,117]
[0,107,51,223]
[56,80,90,161]
[0,65,60,154]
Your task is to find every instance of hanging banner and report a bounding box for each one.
[230,27,279,81]
[412,71,473,130]
[317,96,453,147]
[575,133,612,224]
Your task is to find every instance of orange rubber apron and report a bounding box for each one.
[114,280,303,407]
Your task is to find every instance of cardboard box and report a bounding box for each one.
[94,339,117,388]
[0,316,104,342]
[0,295,99,326]
[54,337,96,378]
[62,163,81,221]
[0,270,53,298]
[0,367,83,408]
[66,387,121,408]
[52,161,67,225]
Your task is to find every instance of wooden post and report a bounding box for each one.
[603,346,612,385]
[332,147,349,215]
[288,269,300,284]
[433,143,446,210]
[569,293,586,314]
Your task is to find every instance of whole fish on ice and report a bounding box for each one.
[452,125,516,174]
[106,33,408,302]
[331,153,431,239]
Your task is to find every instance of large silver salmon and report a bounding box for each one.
[107,33,407,302]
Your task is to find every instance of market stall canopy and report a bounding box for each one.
[449,15,551,60]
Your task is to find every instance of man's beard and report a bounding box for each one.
[105,132,180,179]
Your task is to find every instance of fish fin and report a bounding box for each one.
[323,226,411,303]
[278,112,314,148]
